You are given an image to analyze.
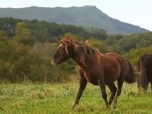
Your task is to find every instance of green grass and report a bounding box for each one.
[0,82,151,114]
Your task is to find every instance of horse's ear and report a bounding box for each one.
[64,37,78,52]
[58,37,61,41]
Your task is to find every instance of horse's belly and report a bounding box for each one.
[84,75,98,85]
[105,76,117,85]
[84,73,119,85]
[89,77,98,85]
[105,71,120,84]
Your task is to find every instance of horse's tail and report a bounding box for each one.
[125,59,136,83]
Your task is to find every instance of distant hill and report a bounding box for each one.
[0,6,150,34]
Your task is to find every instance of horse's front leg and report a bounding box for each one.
[97,77,109,109]
[72,77,87,109]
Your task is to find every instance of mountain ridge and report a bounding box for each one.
[0,6,150,34]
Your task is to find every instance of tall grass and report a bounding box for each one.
[0,82,151,114]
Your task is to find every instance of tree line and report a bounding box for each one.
[0,17,107,42]
[0,17,152,83]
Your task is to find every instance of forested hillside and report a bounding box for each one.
[0,17,152,83]
[0,6,150,34]
[0,17,107,42]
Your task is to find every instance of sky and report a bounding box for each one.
[0,0,152,31]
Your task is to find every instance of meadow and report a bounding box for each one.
[0,82,151,114]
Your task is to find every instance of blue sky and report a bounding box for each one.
[0,0,152,31]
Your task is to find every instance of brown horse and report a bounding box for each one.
[137,54,152,92]
[51,37,136,109]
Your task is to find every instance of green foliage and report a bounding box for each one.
[83,27,107,40]
[118,33,152,53]
[14,22,36,45]
[87,38,113,53]
[106,32,152,53]
[0,31,8,41]
[106,34,123,45]
[0,17,107,43]
[0,36,58,82]
[125,46,152,66]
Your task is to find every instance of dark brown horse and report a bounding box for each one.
[51,37,136,109]
[137,54,152,92]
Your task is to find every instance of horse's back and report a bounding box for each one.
[104,52,128,66]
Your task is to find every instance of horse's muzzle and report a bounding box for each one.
[51,58,58,66]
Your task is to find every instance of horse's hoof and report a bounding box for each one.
[113,105,116,109]
[72,103,77,110]
[106,105,110,109]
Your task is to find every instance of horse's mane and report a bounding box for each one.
[60,37,102,66]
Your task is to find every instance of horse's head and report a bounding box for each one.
[51,37,77,65]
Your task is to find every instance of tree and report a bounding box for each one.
[87,38,113,53]
[14,22,36,45]
[125,46,152,66]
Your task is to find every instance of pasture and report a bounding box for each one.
[0,82,151,114]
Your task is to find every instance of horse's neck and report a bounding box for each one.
[71,47,98,70]
[73,58,88,71]
[72,55,93,71]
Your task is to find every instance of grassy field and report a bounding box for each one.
[0,82,151,114]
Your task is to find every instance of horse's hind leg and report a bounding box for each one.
[107,83,117,106]
[151,82,152,92]
[97,77,109,108]
[113,79,123,108]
